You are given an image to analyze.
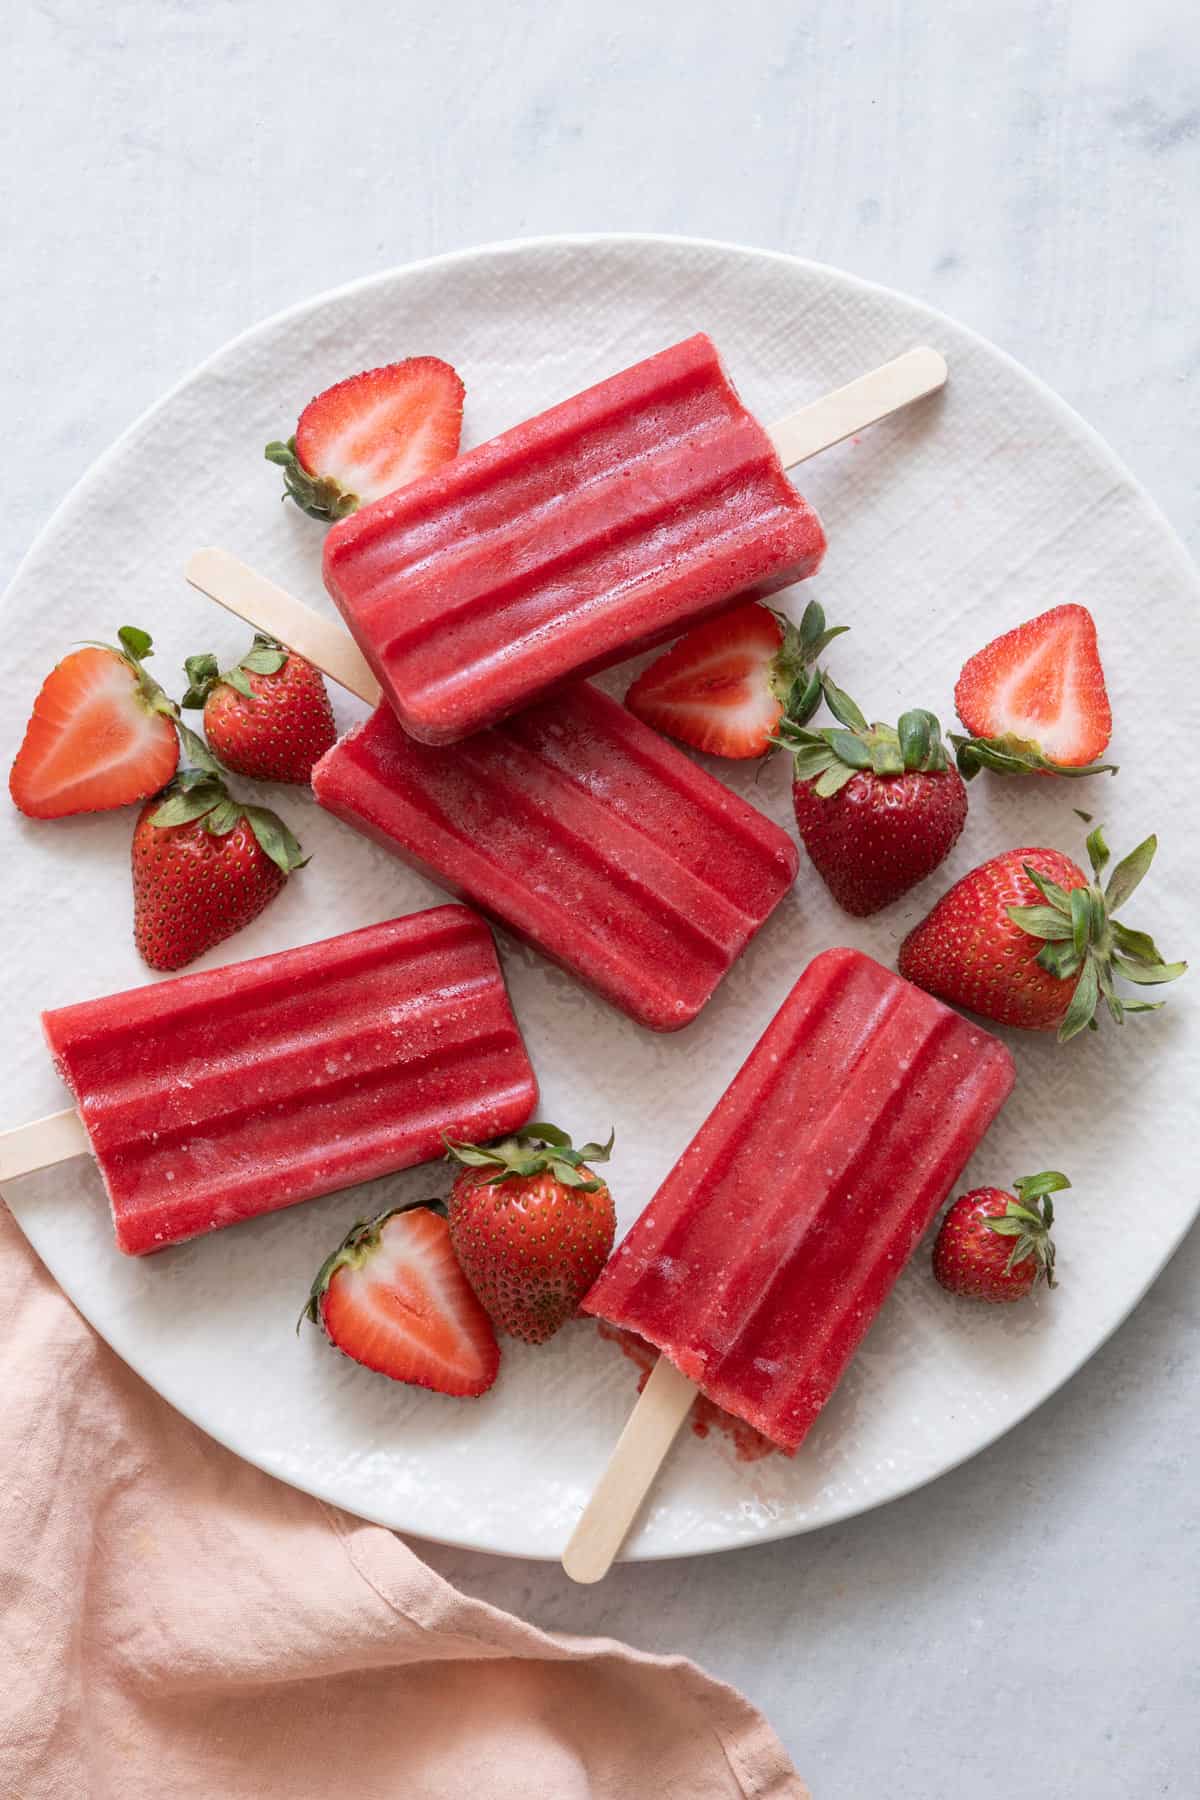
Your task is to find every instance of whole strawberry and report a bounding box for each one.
[133,731,306,970]
[445,1124,616,1344]
[182,636,337,785]
[933,1171,1068,1302]
[777,675,967,916]
[899,823,1187,1039]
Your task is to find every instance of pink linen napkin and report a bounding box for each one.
[0,1203,806,1799]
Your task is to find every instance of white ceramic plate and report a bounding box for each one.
[3,235,1198,1561]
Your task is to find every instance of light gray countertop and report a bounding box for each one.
[4,3,1196,1793]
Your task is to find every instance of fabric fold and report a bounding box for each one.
[0,1201,805,1799]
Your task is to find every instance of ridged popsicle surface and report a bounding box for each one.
[323,333,827,743]
[43,907,537,1255]
[583,947,1015,1450]
[311,684,800,1032]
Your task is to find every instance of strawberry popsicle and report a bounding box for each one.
[583,946,1015,1451]
[323,333,827,744]
[310,682,800,1031]
[42,907,537,1256]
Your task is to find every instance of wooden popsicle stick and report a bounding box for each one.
[0,1108,90,1183]
[185,548,381,706]
[767,345,947,470]
[561,1355,698,1583]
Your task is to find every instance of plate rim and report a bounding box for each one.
[4,230,1199,1561]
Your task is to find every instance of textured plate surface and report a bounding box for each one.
[2,235,1197,1560]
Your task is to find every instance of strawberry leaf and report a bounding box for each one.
[240,644,289,676]
[1070,887,1091,957]
[1036,939,1083,979]
[1111,956,1188,985]
[868,737,906,776]
[118,625,154,662]
[204,797,244,836]
[1058,958,1100,1041]
[242,804,308,873]
[1014,1171,1071,1202]
[820,674,870,735]
[796,599,849,661]
[1104,834,1157,912]
[1110,921,1165,964]
[1085,825,1110,878]
[1007,904,1075,940]
[445,1122,612,1192]
[825,729,872,769]
[813,763,857,799]
[897,710,931,769]
[1023,864,1075,913]
[151,785,222,828]
[175,719,223,777]
[521,1121,573,1148]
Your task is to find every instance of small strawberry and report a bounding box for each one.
[265,357,465,520]
[777,674,967,916]
[9,626,179,819]
[132,729,306,970]
[303,1200,500,1397]
[445,1123,616,1345]
[933,1171,1068,1302]
[899,824,1186,1039]
[624,599,847,759]
[181,635,337,785]
[950,603,1116,778]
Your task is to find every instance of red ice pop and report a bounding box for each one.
[20,907,537,1255]
[322,333,826,744]
[311,683,800,1031]
[584,946,1015,1447]
[564,948,1014,1579]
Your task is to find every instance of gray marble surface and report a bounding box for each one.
[4,3,1197,1794]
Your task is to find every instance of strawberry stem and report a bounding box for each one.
[265,436,360,522]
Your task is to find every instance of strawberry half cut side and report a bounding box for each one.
[9,627,180,819]
[951,603,1116,779]
[265,357,465,521]
[625,599,846,759]
[303,1200,500,1397]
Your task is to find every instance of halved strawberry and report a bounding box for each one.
[9,627,180,819]
[951,604,1115,778]
[303,1201,500,1397]
[265,357,465,521]
[625,599,846,759]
